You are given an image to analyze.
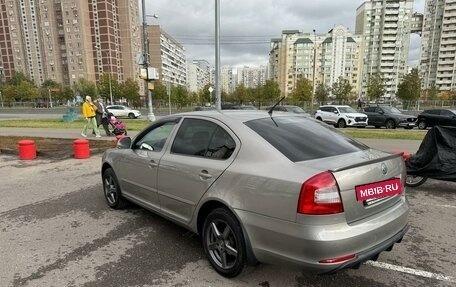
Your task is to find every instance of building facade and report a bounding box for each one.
[0,0,141,91]
[419,0,456,93]
[269,27,362,98]
[355,0,414,100]
[187,59,211,93]
[146,25,187,87]
[236,66,267,88]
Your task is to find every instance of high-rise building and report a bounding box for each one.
[0,0,141,91]
[146,25,187,87]
[269,27,362,98]
[236,66,267,89]
[187,60,211,92]
[355,0,414,100]
[220,68,235,94]
[419,0,456,93]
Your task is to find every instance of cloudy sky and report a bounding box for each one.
[143,0,425,68]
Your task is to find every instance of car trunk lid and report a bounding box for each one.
[300,149,406,224]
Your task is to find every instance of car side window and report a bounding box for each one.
[134,121,177,152]
[440,110,452,116]
[364,107,374,112]
[171,118,236,159]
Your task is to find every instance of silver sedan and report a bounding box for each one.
[101,110,409,278]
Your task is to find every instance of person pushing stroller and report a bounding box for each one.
[94,97,112,136]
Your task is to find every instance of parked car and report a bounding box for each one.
[416,109,456,129]
[106,105,141,119]
[315,105,368,128]
[194,106,216,111]
[264,104,310,116]
[362,106,416,129]
[101,110,409,278]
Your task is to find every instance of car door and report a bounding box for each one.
[115,119,179,212]
[328,106,339,124]
[156,117,238,224]
[439,109,456,126]
[363,107,379,126]
[425,110,441,127]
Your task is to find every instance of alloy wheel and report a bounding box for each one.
[206,219,239,270]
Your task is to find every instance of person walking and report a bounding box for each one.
[81,96,101,138]
[94,97,112,136]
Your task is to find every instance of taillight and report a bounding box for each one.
[297,171,344,215]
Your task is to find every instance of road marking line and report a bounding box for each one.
[366,261,456,284]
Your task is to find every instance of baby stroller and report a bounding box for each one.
[108,113,127,136]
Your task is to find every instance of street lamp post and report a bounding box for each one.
[312,29,317,109]
[142,0,157,121]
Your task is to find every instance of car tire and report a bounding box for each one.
[385,119,396,129]
[102,168,127,209]
[337,119,346,128]
[316,117,322,121]
[202,208,247,278]
[417,120,427,130]
[128,113,135,119]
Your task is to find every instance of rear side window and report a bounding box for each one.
[245,117,368,162]
[171,118,236,159]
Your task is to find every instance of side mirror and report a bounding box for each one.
[117,137,132,149]
[333,110,339,114]
[378,110,384,115]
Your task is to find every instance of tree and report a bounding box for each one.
[396,68,421,103]
[232,84,248,104]
[314,83,330,104]
[120,78,140,107]
[74,78,97,101]
[289,78,312,104]
[331,77,352,104]
[171,85,189,109]
[427,85,439,101]
[366,72,385,102]
[260,80,281,105]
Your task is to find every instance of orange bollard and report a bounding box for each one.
[73,139,90,159]
[18,140,37,160]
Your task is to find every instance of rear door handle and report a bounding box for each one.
[199,170,213,180]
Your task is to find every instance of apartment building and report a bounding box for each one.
[419,0,456,92]
[220,67,235,94]
[355,0,414,100]
[236,66,267,88]
[0,0,141,91]
[269,27,362,98]
[146,25,186,87]
[187,59,211,92]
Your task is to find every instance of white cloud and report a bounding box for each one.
[144,0,426,67]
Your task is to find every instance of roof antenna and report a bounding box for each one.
[268,96,286,117]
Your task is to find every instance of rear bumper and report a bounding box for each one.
[236,196,409,273]
[324,224,409,274]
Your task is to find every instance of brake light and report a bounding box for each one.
[297,171,344,215]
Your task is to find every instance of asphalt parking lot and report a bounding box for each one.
[1,150,455,286]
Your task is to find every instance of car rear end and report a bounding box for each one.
[227,114,408,273]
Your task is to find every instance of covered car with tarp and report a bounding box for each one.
[406,126,456,181]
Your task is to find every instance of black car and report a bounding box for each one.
[362,106,416,129]
[416,109,456,129]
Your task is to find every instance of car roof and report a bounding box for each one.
[170,110,294,123]
[319,105,350,108]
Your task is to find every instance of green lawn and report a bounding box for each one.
[0,118,427,140]
[0,118,150,131]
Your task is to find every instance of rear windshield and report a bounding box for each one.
[245,116,368,162]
